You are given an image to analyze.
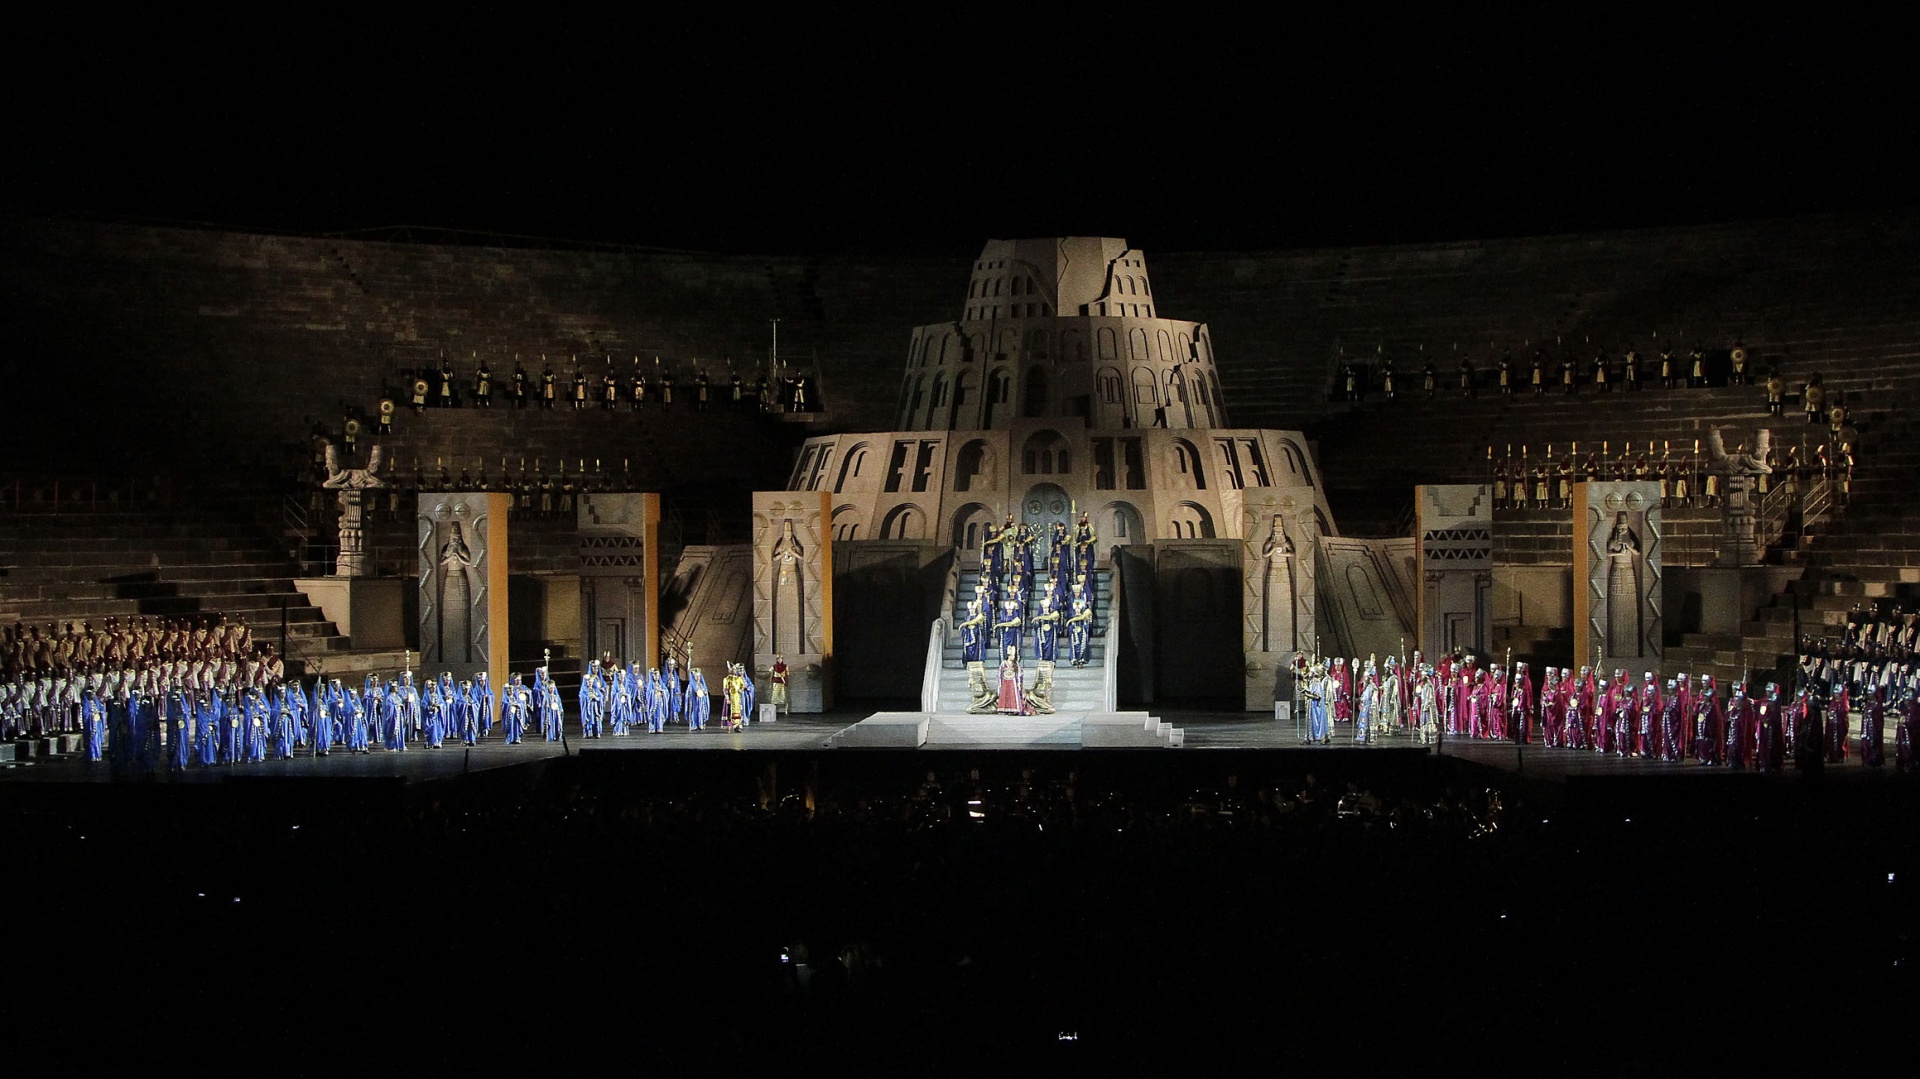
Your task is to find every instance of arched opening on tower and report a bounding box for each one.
[951,502,994,554]
[879,503,926,540]
[1170,501,1216,539]
[1021,430,1070,475]
[953,439,991,492]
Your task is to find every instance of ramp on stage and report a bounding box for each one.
[827,711,1182,750]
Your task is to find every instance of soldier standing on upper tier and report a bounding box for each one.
[1660,346,1677,388]
[1688,347,1706,388]
[437,356,456,407]
[1497,352,1513,395]
[512,360,529,408]
[1422,359,1437,398]
[541,360,557,409]
[1624,349,1641,390]
[1803,373,1826,424]
[1458,354,1476,397]
[1765,366,1785,415]
[474,357,492,407]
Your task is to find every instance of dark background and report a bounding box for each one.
[5,12,1909,254]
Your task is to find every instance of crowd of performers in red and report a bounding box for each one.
[1297,649,1916,773]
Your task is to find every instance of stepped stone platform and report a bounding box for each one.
[827,710,1180,749]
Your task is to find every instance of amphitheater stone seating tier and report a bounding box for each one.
[8,211,1920,700]
[0,501,349,675]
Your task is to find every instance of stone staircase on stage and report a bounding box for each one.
[1663,414,1920,688]
[0,499,354,677]
[931,565,1111,714]
[827,711,1181,749]
[824,563,1182,748]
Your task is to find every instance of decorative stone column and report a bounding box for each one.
[752,491,833,712]
[1238,490,1319,710]
[1706,426,1773,567]
[1572,482,1663,671]
[577,492,661,676]
[1415,484,1493,660]
[321,443,386,578]
[418,492,511,690]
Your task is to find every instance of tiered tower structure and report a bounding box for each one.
[788,238,1398,709]
[789,237,1333,552]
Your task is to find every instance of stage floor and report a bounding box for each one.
[0,710,1902,784]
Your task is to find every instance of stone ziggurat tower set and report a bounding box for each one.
[363,235,1666,719]
[789,237,1367,712]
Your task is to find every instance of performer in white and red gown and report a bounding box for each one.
[1331,658,1353,729]
[1566,668,1582,744]
[1487,666,1508,740]
[997,645,1027,715]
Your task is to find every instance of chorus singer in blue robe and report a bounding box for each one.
[958,599,987,664]
[503,676,530,745]
[686,668,711,730]
[994,600,1024,656]
[170,690,193,770]
[1032,596,1061,662]
[1066,596,1093,667]
[81,689,106,762]
[646,668,669,732]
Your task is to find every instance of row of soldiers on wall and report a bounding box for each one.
[301,450,652,523]
[388,355,813,417]
[1293,651,1915,772]
[1485,433,1855,511]
[1336,341,1770,401]
[315,355,820,467]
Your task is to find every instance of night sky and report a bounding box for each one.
[6,12,1908,255]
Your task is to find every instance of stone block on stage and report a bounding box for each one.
[1236,490,1320,710]
[752,492,834,712]
[758,703,777,724]
[417,492,511,692]
[1415,484,1492,659]
[296,577,407,649]
[576,492,661,675]
[1572,482,1662,671]
[828,712,928,748]
[1081,712,1176,747]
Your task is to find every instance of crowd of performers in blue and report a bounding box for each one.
[573,654,764,736]
[952,511,1099,715]
[1297,648,1918,772]
[10,649,778,771]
